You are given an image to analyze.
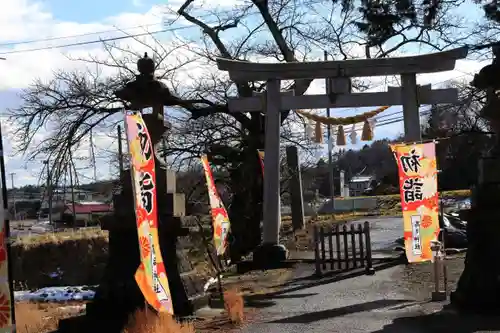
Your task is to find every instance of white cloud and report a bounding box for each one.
[0,1,198,186]
[0,0,250,186]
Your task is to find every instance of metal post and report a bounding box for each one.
[44,160,53,225]
[430,241,447,301]
[9,173,15,220]
[440,198,449,295]
[324,51,335,208]
[437,172,448,295]
[285,145,305,231]
[69,166,77,228]
[117,125,124,176]
[90,129,97,182]
[434,254,440,293]
[313,225,321,276]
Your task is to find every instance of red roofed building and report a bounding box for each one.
[61,202,112,227]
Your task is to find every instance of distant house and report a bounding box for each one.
[40,188,96,209]
[61,201,112,226]
[52,188,95,202]
[349,175,375,197]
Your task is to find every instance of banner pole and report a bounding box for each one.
[0,119,15,329]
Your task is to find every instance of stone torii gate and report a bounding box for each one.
[216,47,468,266]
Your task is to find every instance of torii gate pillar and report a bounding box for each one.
[254,79,288,264]
[217,47,468,267]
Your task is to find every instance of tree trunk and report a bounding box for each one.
[227,145,264,262]
[451,155,500,313]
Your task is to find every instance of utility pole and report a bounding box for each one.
[117,125,124,176]
[43,160,52,224]
[9,173,15,220]
[68,161,77,228]
[90,129,97,182]
[324,50,335,210]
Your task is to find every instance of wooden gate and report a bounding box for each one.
[313,221,375,276]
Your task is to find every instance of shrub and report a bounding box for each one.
[124,309,195,333]
[223,288,244,324]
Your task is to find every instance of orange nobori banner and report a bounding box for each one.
[390,142,440,263]
[125,111,173,314]
[201,155,230,256]
[0,194,12,332]
[257,150,264,175]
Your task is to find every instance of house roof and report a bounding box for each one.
[77,201,106,205]
[53,188,94,194]
[350,176,373,183]
[64,203,112,214]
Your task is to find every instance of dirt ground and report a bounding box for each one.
[394,254,465,299]
[16,302,86,333]
[14,254,468,333]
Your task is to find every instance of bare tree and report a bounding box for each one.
[422,79,495,189]
[8,0,475,260]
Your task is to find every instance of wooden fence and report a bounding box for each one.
[313,221,375,276]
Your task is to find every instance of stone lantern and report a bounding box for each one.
[59,53,202,333]
[451,45,500,313]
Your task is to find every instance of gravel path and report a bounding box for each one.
[239,253,500,332]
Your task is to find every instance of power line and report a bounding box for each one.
[0,23,164,48]
[0,27,182,56]
[4,0,341,51]
[0,7,496,57]
[0,11,262,56]
[0,2,249,49]
[0,4,271,54]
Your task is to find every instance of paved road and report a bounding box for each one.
[239,216,488,332]
[240,217,430,333]
[240,216,495,333]
[360,217,403,253]
[240,266,444,333]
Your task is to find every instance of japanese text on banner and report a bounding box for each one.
[125,111,173,314]
[390,142,440,263]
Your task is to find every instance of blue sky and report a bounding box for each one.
[0,0,490,187]
[43,0,161,22]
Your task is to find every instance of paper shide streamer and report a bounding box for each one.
[297,106,389,145]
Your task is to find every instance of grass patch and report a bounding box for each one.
[12,228,108,249]
[16,299,246,333]
[16,302,84,333]
[124,310,195,333]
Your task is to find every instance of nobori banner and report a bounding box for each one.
[390,142,440,263]
[125,111,173,314]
